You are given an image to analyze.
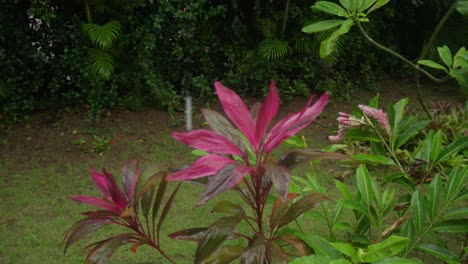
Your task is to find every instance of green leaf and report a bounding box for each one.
[289,255,334,264]
[389,98,408,150]
[322,144,348,152]
[201,245,244,264]
[88,48,116,80]
[258,38,290,60]
[395,120,430,148]
[367,0,390,14]
[417,60,449,73]
[298,234,342,258]
[445,166,468,204]
[457,0,468,16]
[312,1,350,17]
[240,232,266,264]
[339,0,352,10]
[429,130,443,163]
[453,47,468,68]
[436,136,468,164]
[320,19,354,58]
[410,191,426,234]
[451,68,468,89]
[195,215,243,263]
[278,193,330,228]
[278,149,349,169]
[352,154,396,166]
[331,242,358,262]
[359,236,409,262]
[345,128,381,142]
[339,199,367,215]
[374,257,422,264]
[335,180,352,200]
[83,21,121,50]
[359,0,378,12]
[443,207,468,219]
[64,218,112,253]
[428,174,441,221]
[302,19,344,33]
[86,234,132,264]
[211,200,245,216]
[356,165,373,205]
[330,260,352,264]
[432,219,468,233]
[417,243,460,264]
[437,45,453,68]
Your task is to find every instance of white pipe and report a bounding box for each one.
[185,96,192,131]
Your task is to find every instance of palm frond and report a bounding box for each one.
[258,18,278,38]
[88,48,116,80]
[311,31,344,65]
[83,21,121,50]
[258,38,290,60]
[294,36,315,55]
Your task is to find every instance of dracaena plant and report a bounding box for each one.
[167,81,347,263]
[65,160,181,264]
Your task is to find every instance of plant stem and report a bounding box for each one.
[356,22,446,84]
[281,0,292,37]
[83,0,92,23]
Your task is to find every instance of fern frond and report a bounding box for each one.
[88,48,116,80]
[83,21,121,50]
[258,38,290,60]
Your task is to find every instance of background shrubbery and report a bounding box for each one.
[1,0,466,122]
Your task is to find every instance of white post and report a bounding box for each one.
[185,95,192,131]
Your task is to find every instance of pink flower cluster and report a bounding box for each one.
[328,105,390,142]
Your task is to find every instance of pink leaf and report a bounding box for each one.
[264,92,328,153]
[255,81,279,149]
[215,82,256,147]
[166,154,234,181]
[69,195,121,214]
[121,160,140,203]
[172,129,243,156]
[102,169,127,211]
[89,169,111,200]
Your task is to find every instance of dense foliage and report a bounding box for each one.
[3,0,465,122]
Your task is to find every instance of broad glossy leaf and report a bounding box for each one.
[195,215,243,263]
[270,193,299,230]
[265,165,290,201]
[266,240,288,264]
[214,82,256,147]
[255,82,279,148]
[344,128,380,142]
[457,1,468,16]
[451,68,468,89]
[278,234,312,256]
[356,165,373,205]
[302,19,344,33]
[320,19,354,58]
[416,243,460,264]
[289,255,334,264]
[240,233,266,264]
[410,191,426,234]
[211,200,245,216]
[169,227,208,241]
[436,136,468,164]
[339,199,366,214]
[172,129,243,156]
[331,242,357,262]
[199,164,251,205]
[312,1,350,17]
[86,234,134,264]
[445,166,468,204]
[278,149,349,169]
[121,160,139,202]
[367,0,390,14]
[322,144,348,152]
[429,130,443,162]
[417,60,448,73]
[352,154,396,166]
[437,45,453,68]
[202,109,246,153]
[453,47,468,68]
[201,245,244,264]
[335,180,352,199]
[298,234,341,258]
[360,236,409,262]
[428,174,441,221]
[443,207,468,219]
[339,0,352,10]
[395,120,430,148]
[65,218,112,253]
[389,98,408,150]
[432,219,468,233]
[374,257,422,263]
[359,0,378,12]
[278,194,330,228]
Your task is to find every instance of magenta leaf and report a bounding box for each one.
[215,81,256,147]
[265,92,329,153]
[202,109,246,153]
[89,169,111,200]
[172,129,243,156]
[167,154,234,181]
[121,160,140,203]
[64,218,113,253]
[265,165,291,202]
[199,164,251,205]
[240,232,267,264]
[195,215,243,263]
[101,169,127,211]
[255,81,279,149]
[69,195,121,214]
